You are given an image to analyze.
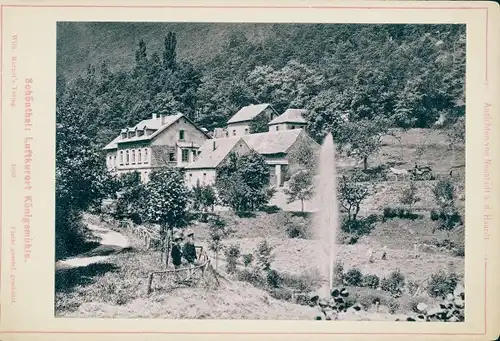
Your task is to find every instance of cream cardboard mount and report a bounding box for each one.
[0,1,499,341]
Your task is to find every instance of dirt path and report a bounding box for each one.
[56,223,129,269]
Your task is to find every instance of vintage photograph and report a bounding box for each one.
[54,22,466,321]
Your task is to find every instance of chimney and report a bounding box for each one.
[212,141,217,151]
[152,113,157,120]
[160,113,167,125]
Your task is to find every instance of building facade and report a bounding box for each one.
[103,112,210,182]
[242,128,319,187]
[184,137,252,187]
[226,103,279,137]
[267,108,308,132]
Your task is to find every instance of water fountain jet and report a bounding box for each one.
[313,132,340,298]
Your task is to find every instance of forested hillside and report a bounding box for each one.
[56,23,465,148]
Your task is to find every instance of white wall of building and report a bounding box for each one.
[185,169,217,188]
[227,122,251,137]
[268,122,307,132]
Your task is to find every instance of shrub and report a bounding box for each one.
[286,221,308,239]
[381,270,405,296]
[339,232,359,245]
[256,240,275,271]
[356,291,395,311]
[224,244,241,274]
[341,217,376,235]
[400,181,420,207]
[266,269,281,288]
[344,268,363,286]
[269,287,293,301]
[430,210,440,221]
[261,205,281,214]
[242,253,254,267]
[362,274,380,289]
[383,206,420,220]
[237,268,266,288]
[279,270,322,292]
[427,270,460,298]
[404,284,465,322]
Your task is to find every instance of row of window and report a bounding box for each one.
[117,148,149,166]
[109,148,201,168]
[228,125,299,136]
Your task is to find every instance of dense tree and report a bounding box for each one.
[143,168,190,266]
[338,175,372,222]
[55,101,115,259]
[215,151,274,211]
[339,118,392,171]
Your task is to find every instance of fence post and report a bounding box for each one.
[147,273,154,295]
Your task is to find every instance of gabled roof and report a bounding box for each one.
[268,109,307,125]
[242,129,303,155]
[227,103,270,124]
[185,137,247,170]
[103,113,210,150]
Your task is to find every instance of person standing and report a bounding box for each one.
[183,229,197,280]
[171,234,183,281]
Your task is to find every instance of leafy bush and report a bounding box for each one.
[255,239,275,271]
[427,270,460,298]
[399,180,420,208]
[266,269,281,288]
[356,291,396,311]
[242,253,254,267]
[224,244,241,274]
[383,207,420,220]
[269,287,293,301]
[344,268,363,286]
[381,269,405,296]
[236,268,265,288]
[339,232,359,245]
[402,284,465,322]
[362,274,380,289]
[261,205,281,214]
[285,220,308,239]
[430,210,440,221]
[341,216,376,235]
[279,270,322,292]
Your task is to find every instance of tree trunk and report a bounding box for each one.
[165,228,172,269]
[215,248,219,272]
[363,156,368,171]
[353,205,360,221]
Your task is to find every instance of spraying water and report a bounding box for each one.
[314,133,339,298]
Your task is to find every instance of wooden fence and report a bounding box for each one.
[146,246,219,294]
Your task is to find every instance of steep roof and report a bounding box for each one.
[227,103,270,124]
[185,137,247,170]
[103,113,210,150]
[268,109,307,125]
[242,129,303,155]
